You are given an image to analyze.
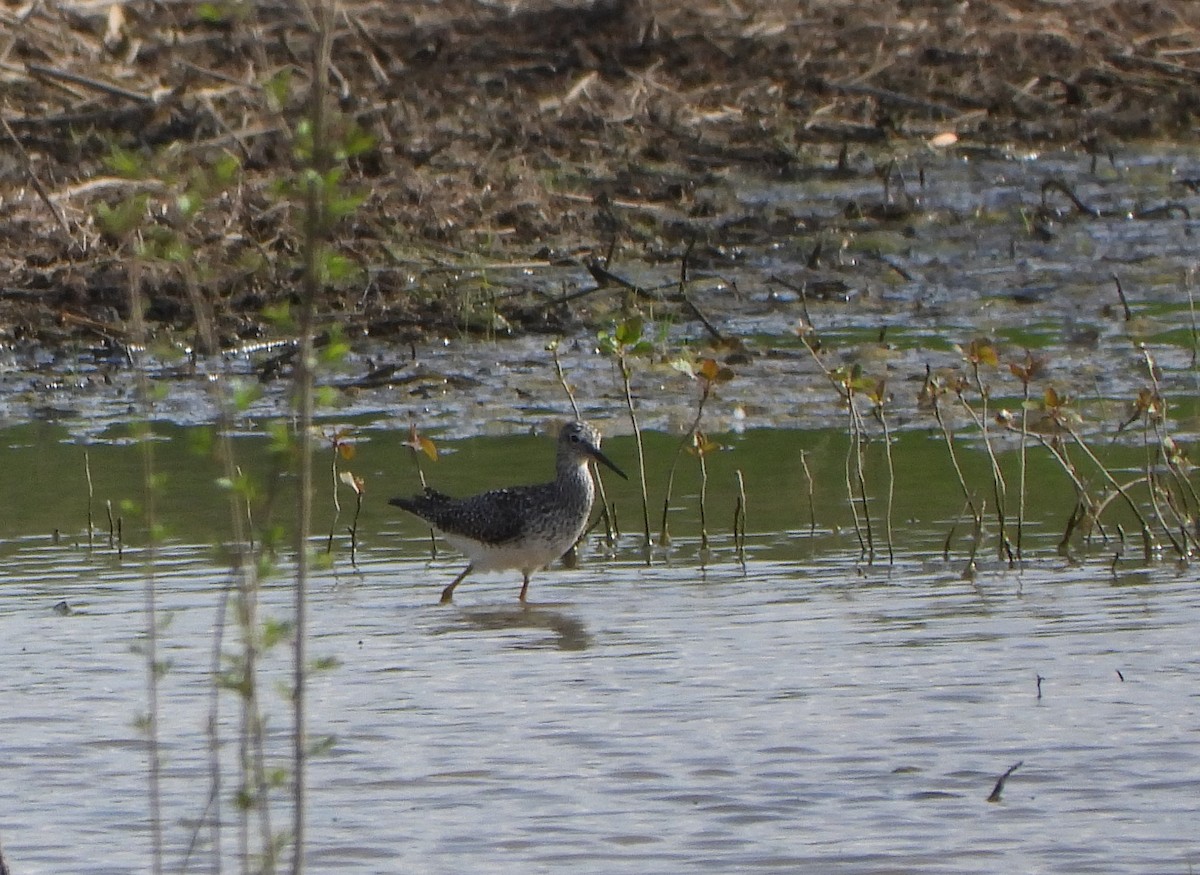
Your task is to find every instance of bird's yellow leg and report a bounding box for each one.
[440,564,473,604]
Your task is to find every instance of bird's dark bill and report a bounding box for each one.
[591,448,628,480]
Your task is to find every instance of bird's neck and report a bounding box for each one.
[557,458,596,496]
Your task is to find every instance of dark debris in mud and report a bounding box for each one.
[3,0,1200,349]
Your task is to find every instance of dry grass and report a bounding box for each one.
[3,0,1200,343]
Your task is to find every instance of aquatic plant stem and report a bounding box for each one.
[1137,348,1199,549]
[289,3,333,870]
[551,340,582,419]
[796,333,872,558]
[1140,417,1181,549]
[616,350,652,548]
[553,343,616,542]
[658,382,710,545]
[698,438,710,549]
[799,450,816,538]
[1017,380,1029,560]
[1001,421,1095,551]
[1061,419,1175,557]
[326,445,341,554]
[964,362,1011,562]
[846,397,874,562]
[733,469,747,557]
[926,376,982,541]
[1186,269,1200,385]
[872,397,896,565]
[955,390,1010,561]
[84,451,95,550]
[347,487,363,567]
[171,249,274,868]
[127,262,163,875]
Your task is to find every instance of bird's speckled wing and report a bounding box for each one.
[390,485,553,546]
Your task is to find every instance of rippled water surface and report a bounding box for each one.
[3,531,1199,873]
[4,141,1200,872]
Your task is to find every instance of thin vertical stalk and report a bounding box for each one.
[733,469,747,556]
[873,401,896,565]
[347,487,363,567]
[85,451,95,550]
[290,201,315,875]
[551,340,581,419]
[798,450,816,538]
[290,3,334,870]
[929,390,981,536]
[697,440,709,550]
[1016,380,1029,560]
[659,386,710,545]
[184,258,273,872]
[1061,419,1176,557]
[1141,418,1178,548]
[618,353,652,547]
[128,262,163,875]
[1186,269,1199,383]
[325,442,341,554]
[846,397,874,562]
[553,343,616,542]
[957,378,1010,562]
[208,588,229,872]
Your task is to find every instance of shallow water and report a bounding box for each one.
[2,521,1199,873]
[4,142,1200,872]
[5,146,1200,443]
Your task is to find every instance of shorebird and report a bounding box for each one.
[389,420,626,604]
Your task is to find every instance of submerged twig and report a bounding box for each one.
[84,451,95,550]
[987,760,1023,803]
[733,469,747,558]
[799,450,816,538]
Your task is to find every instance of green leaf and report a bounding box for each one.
[309,655,342,673]
[596,331,618,356]
[139,225,191,263]
[307,733,337,757]
[175,191,198,217]
[212,152,241,186]
[196,2,228,24]
[320,327,351,364]
[614,316,644,346]
[342,124,376,157]
[322,253,358,283]
[261,617,293,649]
[188,426,214,457]
[232,380,262,412]
[262,302,294,331]
[669,357,695,378]
[264,68,293,108]
[267,420,293,455]
[103,146,145,179]
[315,385,339,408]
[327,190,366,222]
[94,195,149,238]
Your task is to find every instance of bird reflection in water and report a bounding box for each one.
[443,604,590,652]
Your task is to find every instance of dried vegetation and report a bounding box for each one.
[3,0,1200,343]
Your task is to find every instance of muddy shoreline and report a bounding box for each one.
[3,1,1200,350]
